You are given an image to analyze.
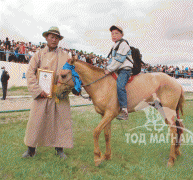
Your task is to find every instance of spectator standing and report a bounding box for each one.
[97,60,104,68]
[11,40,16,48]
[14,47,19,62]
[141,65,146,73]
[1,66,9,100]
[147,65,152,72]
[0,45,5,61]
[86,54,93,64]
[28,48,34,60]
[5,37,11,50]
[174,67,179,79]
[4,37,11,62]
[25,48,30,63]
[77,51,81,59]
[28,42,32,48]
[18,42,26,63]
[92,55,97,65]
[80,54,86,62]
[191,68,193,79]
[16,41,20,48]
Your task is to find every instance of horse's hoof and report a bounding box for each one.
[176,150,181,156]
[95,159,102,167]
[167,161,174,167]
[94,156,106,166]
[167,158,175,167]
[104,154,111,160]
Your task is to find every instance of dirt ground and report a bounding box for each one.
[0,95,92,112]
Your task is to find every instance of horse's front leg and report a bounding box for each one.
[93,127,101,164]
[93,113,114,166]
[104,122,112,160]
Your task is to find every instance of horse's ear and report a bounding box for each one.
[67,55,78,65]
[72,55,78,64]
[67,59,73,65]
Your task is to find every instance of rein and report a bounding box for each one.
[82,73,110,87]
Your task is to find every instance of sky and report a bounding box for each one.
[0,0,193,67]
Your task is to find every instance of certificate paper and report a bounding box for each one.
[37,69,54,98]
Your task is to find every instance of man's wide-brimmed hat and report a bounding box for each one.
[42,26,63,40]
[110,25,124,36]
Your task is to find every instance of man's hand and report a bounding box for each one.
[104,69,110,75]
[38,91,48,98]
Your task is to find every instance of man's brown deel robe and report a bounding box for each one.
[24,46,73,148]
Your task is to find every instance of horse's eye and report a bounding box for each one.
[61,75,66,78]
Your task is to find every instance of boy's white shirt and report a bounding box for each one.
[107,40,134,72]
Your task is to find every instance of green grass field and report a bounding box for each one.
[1,101,193,180]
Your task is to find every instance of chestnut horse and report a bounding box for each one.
[56,59,184,167]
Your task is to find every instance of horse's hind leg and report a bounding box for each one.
[162,108,184,167]
[175,118,184,156]
[154,103,178,167]
[162,107,178,167]
[168,124,178,167]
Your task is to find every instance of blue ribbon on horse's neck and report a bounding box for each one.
[62,62,82,94]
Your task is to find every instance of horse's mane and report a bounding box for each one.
[76,60,105,74]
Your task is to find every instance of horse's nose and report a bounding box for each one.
[61,75,66,79]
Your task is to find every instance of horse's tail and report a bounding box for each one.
[176,87,185,118]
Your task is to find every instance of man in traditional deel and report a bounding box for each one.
[22,26,73,159]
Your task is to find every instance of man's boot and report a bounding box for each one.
[55,147,67,160]
[22,146,36,158]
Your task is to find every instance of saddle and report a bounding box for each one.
[111,72,138,83]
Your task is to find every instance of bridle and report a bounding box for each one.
[57,71,110,99]
[57,71,74,89]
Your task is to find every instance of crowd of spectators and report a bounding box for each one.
[0,37,107,66]
[0,37,40,63]
[141,64,193,79]
[0,37,193,79]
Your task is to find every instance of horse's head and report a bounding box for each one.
[56,56,77,99]
[56,69,74,99]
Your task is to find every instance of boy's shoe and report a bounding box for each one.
[116,109,128,120]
